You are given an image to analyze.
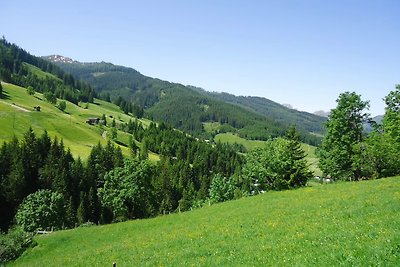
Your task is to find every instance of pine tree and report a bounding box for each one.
[129,136,139,158]
[77,192,88,225]
[139,139,149,160]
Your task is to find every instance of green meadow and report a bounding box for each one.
[11,177,400,266]
[0,82,157,160]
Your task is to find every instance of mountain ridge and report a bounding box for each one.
[44,56,325,145]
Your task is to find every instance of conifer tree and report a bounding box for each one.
[77,191,88,225]
[139,139,149,160]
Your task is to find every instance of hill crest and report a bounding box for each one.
[46,57,325,145]
[43,55,77,64]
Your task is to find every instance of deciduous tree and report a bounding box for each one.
[98,159,154,220]
[318,92,370,181]
[242,135,311,192]
[15,190,65,232]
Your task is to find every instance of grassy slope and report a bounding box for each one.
[23,63,62,81]
[215,133,321,176]
[11,177,400,266]
[0,82,157,160]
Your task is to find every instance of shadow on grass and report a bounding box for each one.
[0,91,11,100]
[114,140,128,147]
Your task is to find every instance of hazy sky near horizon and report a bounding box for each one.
[3,0,399,116]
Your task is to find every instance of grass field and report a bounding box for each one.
[11,177,400,266]
[23,63,62,81]
[0,82,157,160]
[215,133,322,176]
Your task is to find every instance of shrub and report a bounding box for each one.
[0,226,36,264]
[57,100,66,111]
[15,190,66,232]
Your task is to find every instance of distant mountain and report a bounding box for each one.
[372,115,383,124]
[189,87,326,135]
[364,115,384,132]
[44,55,77,64]
[45,57,325,145]
[0,39,96,105]
[282,103,294,110]
[314,110,330,117]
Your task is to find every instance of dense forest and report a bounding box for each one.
[0,122,244,232]
[0,38,96,104]
[191,86,327,134]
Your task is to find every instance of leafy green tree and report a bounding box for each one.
[358,85,400,178]
[318,92,370,181]
[383,85,400,143]
[209,174,235,204]
[0,226,35,263]
[360,132,400,178]
[98,159,154,220]
[15,190,65,232]
[43,91,57,104]
[57,100,66,112]
[242,137,311,192]
[26,86,35,96]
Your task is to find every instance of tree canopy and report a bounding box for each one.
[318,92,370,181]
[242,127,312,193]
[15,190,65,232]
[98,159,154,220]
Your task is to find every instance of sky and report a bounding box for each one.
[3,0,399,116]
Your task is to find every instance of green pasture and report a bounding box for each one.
[0,82,154,160]
[12,177,400,266]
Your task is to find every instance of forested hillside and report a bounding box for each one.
[47,58,323,145]
[0,39,96,104]
[191,86,326,135]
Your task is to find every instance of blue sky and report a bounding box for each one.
[3,0,399,115]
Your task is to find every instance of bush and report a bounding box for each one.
[0,226,36,264]
[57,100,66,111]
[26,86,35,96]
[15,190,66,232]
[209,174,236,204]
[242,137,312,193]
[43,91,57,104]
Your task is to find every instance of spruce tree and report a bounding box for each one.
[77,192,88,225]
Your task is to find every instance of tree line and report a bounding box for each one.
[1,118,314,235]
[0,37,96,105]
